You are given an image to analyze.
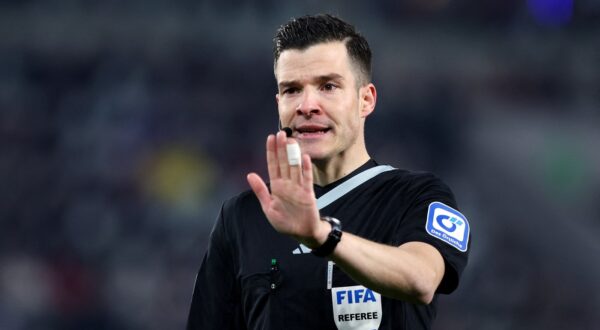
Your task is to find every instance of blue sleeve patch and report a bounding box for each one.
[425,202,469,252]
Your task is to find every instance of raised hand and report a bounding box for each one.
[246,131,327,247]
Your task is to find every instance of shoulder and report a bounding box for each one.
[367,167,458,213]
[214,189,264,240]
[378,168,454,195]
[222,189,261,218]
[223,189,257,208]
[380,168,441,182]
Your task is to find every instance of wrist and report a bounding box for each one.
[302,220,331,250]
[315,220,333,247]
[310,216,343,257]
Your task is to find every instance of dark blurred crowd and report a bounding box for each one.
[1,1,599,329]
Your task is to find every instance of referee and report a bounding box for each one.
[187,14,470,330]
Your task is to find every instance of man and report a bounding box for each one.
[187,14,470,329]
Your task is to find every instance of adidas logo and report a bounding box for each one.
[292,244,312,254]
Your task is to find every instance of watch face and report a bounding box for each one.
[322,216,341,229]
[312,217,343,257]
[323,217,342,239]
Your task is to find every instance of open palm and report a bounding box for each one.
[247,132,322,244]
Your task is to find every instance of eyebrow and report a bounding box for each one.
[278,73,345,90]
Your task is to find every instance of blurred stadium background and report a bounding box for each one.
[1,0,599,329]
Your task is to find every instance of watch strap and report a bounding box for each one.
[311,216,342,257]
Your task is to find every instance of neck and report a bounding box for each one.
[312,150,371,186]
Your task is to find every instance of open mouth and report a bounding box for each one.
[295,125,331,137]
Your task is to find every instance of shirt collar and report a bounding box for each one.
[313,159,378,198]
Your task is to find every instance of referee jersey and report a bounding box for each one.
[187,159,470,329]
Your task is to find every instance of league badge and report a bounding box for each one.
[426,202,470,252]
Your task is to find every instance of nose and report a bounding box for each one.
[296,88,321,117]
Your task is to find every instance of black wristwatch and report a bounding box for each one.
[311,216,343,257]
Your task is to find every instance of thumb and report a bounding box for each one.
[247,173,271,212]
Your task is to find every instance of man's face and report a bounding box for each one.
[275,41,374,162]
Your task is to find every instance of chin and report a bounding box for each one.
[298,146,321,159]
[304,150,331,163]
[298,140,339,163]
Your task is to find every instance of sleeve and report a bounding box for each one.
[186,203,244,329]
[396,173,471,294]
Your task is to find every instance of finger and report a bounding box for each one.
[247,173,272,212]
[287,138,302,184]
[276,131,290,179]
[266,134,279,180]
[301,154,313,189]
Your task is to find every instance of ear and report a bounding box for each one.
[275,93,280,106]
[359,83,376,118]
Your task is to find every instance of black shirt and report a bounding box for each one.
[187,160,470,329]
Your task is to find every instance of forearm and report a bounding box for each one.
[246,132,445,304]
[328,232,444,305]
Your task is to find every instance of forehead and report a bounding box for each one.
[275,42,355,83]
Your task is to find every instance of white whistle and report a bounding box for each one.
[286,142,302,166]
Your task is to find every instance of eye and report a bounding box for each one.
[282,87,300,95]
[322,83,338,92]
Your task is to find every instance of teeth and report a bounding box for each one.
[298,128,327,133]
